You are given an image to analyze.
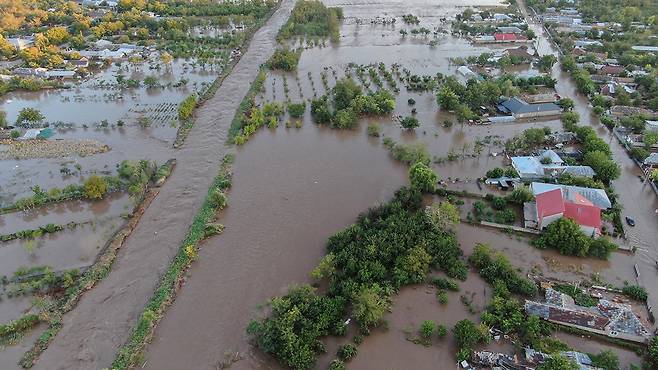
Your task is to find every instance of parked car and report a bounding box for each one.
[625,216,635,227]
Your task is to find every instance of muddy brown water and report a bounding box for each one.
[0,57,217,203]
[143,122,408,370]
[2,0,654,369]
[25,1,299,369]
[0,192,132,234]
[142,1,655,369]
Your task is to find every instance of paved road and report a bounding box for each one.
[518,0,658,320]
[30,2,296,369]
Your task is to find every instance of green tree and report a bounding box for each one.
[83,175,108,200]
[589,350,619,370]
[400,116,419,129]
[419,320,436,339]
[452,319,482,350]
[535,218,591,256]
[437,86,459,111]
[537,355,578,370]
[332,78,362,110]
[506,187,534,204]
[537,54,557,72]
[352,284,389,328]
[143,75,158,89]
[426,202,460,230]
[0,111,7,129]
[583,150,620,184]
[15,108,45,126]
[409,162,437,193]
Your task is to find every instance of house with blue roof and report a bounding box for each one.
[511,150,595,181]
[498,97,562,118]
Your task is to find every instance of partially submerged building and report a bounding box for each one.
[511,150,595,181]
[525,288,652,344]
[524,182,611,236]
[498,97,562,119]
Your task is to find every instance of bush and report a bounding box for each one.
[409,162,437,193]
[589,350,619,370]
[337,344,358,361]
[268,48,301,71]
[11,129,20,139]
[389,142,430,165]
[469,243,537,296]
[287,102,306,118]
[452,319,485,351]
[622,285,648,302]
[247,285,346,370]
[83,175,108,200]
[400,116,420,129]
[436,324,447,338]
[486,167,504,178]
[178,94,197,120]
[420,320,436,339]
[367,123,381,137]
[329,359,346,370]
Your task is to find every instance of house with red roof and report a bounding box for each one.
[494,33,528,43]
[525,185,606,236]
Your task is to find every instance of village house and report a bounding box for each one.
[571,47,606,61]
[497,26,524,34]
[600,82,635,97]
[505,45,535,60]
[574,40,603,48]
[493,13,512,22]
[609,106,657,119]
[598,64,625,76]
[523,181,611,236]
[457,65,477,79]
[511,150,595,180]
[493,33,528,43]
[66,57,90,68]
[472,348,603,370]
[644,153,658,169]
[631,45,658,53]
[525,288,652,344]
[645,120,658,132]
[13,67,48,78]
[497,97,562,118]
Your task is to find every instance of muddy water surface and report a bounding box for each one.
[29,1,299,369]
[143,114,408,370]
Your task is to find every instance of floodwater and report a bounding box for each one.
[0,192,132,234]
[143,122,408,370]
[28,1,299,369]
[0,57,221,203]
[9,0,656,369]
[0,193,133,341]
[347,273,492,370]
[140,0,652,369]
[518,0,658,321]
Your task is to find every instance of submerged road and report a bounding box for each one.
[31,1,296,369]
[518,0,658,320]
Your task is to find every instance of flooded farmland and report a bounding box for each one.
[0,0,656,368]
